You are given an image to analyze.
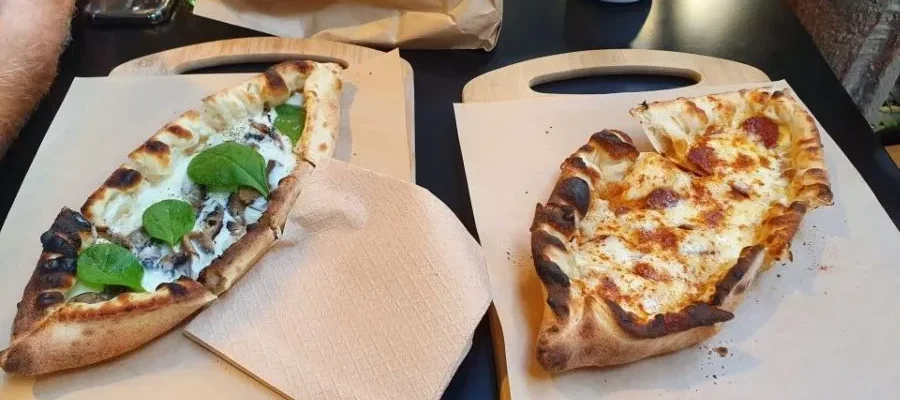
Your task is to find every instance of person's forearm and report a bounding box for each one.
[0,0,76,156]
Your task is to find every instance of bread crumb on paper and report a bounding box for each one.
[713,347,728,357]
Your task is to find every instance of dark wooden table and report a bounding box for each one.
[2,0,899,398]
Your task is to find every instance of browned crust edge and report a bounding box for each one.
[8,209,90,337]
[195,60,342,295]
[530,130,776,373]
[0,210,216,376]
[197,162,312,295]
[2,61,343,376]
[1,273,214,376]
[769,89,834,209]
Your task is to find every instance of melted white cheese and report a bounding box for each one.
[100,108,297,291]
[244,197,266,225]
[285,92,304,107]
[141,268,175,292]
[104,154,194,236]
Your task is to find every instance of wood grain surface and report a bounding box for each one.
[111,37,386,75]
[462,49,769,103]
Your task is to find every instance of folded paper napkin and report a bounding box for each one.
[186,158,492,399]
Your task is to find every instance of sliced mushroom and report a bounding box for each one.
[227,188,260,225]
[160,251,191,271]
[105,230,148,251]
[124,229,151,251]
[184,185,207,209]
[202,205,224,238]
[69,292,104,304]
[159,251,193,279]
[69,285,131,304]
[181,235,197,256]
[244,132,266,142]
[266,159,277,177]
[264,124,283,144]
[189,205,224,253]
[226,221,246,237]
[188,231,214,253]
[250,121,271,135]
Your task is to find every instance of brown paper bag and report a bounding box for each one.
[455,81,900,399]
[194,0,502,50]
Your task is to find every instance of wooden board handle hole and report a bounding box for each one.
[173,54,350,75]
[530,67,700,95]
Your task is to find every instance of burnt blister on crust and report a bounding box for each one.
[710,245,764,306]
[550,177,591,217]
[605,299,733,338]
[139,140,170,155]
[40,257,75,275]
[531,230,566,253]
[156,279,191,298]
[262,69,289,101]
[35,292,64,308]
[287,60,315,75]
[531,203,577,238]
[589,130,639,159]
[103,167,143,190]
[49,209,91,242]
[533,256,571,318]
[39,208,93,259]
[165,123,193,139]
[40,231,77,258]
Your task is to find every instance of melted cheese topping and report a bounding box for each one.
[572,120,790,319]
[101,107,296,291]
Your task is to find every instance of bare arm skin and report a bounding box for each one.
[0,0,76,157]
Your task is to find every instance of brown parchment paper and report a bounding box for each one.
[455,80,900,399]
[193,0,502,50]
[0,53,427,399]
[185,157,492,399]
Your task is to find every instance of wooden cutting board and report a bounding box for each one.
[462,49,770,399]
[111,37,417,174]
[463,49,768,103]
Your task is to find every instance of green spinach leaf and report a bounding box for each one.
[274,104,306,146]
[142,199,196,246]
[76,243,145,292]
[187,142,270,197]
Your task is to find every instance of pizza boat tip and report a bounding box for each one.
[531,87,833,373]
[0,60,343,376]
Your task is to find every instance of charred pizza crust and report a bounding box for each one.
[532,89,833,372]
[195,61,341,294]
[0,209,215,376]
[1,61,342,375]
[531,131,748,371]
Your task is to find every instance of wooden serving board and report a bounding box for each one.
[111,37,401,76]
[111,37,416,173]
[463,49,768,103]
[462,49,770,399]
